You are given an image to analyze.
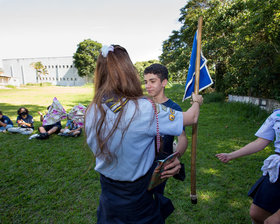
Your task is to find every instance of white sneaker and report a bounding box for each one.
[29,134,39,140]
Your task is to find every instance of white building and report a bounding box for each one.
[2,56,87,86]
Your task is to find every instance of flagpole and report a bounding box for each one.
[190,16,203,204]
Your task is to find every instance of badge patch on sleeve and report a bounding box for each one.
[169,114,175,121]
[170,108,175,114]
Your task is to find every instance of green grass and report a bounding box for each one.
[0,85,272,223]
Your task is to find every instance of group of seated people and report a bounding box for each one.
[0,107,82,139]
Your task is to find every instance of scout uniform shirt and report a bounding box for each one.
[255,109,280,153]
[85,98,183,182]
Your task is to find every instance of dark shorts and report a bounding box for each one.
[248,174,280,214]
[42,124,62,133]
[98,166,174,224]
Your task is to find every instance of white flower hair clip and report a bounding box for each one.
[101,45,114,57]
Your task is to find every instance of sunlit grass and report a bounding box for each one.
[0,84,272,223]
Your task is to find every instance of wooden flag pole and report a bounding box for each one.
[190,16,203,204]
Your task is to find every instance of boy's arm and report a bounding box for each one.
[0,120,6,127]
[182,94,203,126]
[161,131,188,179]
[38,112,44,122]
[176,130,188,158]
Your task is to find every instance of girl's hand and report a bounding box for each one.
[216,153,231,163]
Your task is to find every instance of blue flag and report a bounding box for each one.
[182,31,213,101]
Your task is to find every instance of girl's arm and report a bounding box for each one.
[216,137,271,163]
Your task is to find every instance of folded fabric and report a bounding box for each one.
[67,104,86,127]
[261,154,280,183]
[43,97,67,126]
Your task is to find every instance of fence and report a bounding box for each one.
[228,95,280,112]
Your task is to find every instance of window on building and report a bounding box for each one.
[63,78,65,80]
[52,65,54,68]
[71,78,73,81]
[66,65,69,68]
[70,65,73,68]
[59,65,61,68]
[75,78,77,81]
[56,65,58,68]
[63,65,65,68]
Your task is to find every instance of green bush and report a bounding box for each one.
[5,85,17,89]
[25,82,52,87]
[204,92,225,103]
[224,102,269,121]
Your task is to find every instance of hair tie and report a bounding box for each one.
[101,45,114,57]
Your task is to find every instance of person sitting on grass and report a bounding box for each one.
[8,107,34,135]
[37,106,62,139]
[216,108,280,224]
[58,116,82,137]
[0,111,13,132]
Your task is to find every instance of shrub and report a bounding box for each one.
[204,92,225,103]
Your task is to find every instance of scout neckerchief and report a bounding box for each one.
[104,96,128,113]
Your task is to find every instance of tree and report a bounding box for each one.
[73,39,102,78]
[160,0,280,99]
[134,59,160,82]
[30,61,48,85]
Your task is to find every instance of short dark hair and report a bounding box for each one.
[144,63,168,81]
[17,107,29,115]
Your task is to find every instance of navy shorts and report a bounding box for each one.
[42,124,62,133]
[248,174,280,214]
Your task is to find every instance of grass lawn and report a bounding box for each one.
[0,84,272,223]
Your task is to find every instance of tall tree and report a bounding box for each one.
[134,59,160,82]
[73,39,102,78]
[160,0,280,99]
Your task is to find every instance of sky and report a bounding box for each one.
[0,0,186,67]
